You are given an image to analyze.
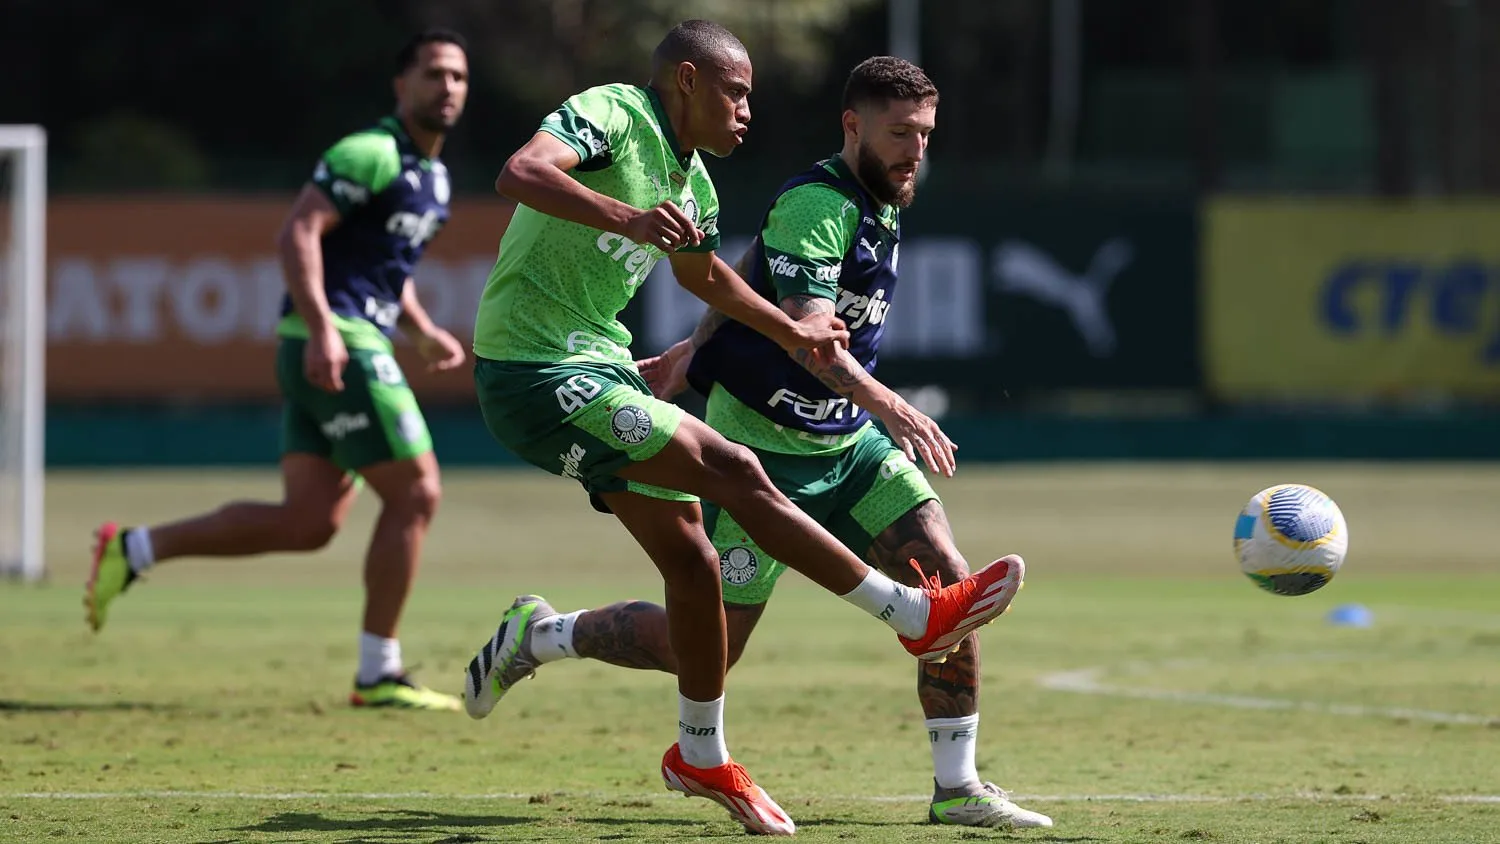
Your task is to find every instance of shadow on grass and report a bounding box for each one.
[0,699,181,713]
[227,808,937,840]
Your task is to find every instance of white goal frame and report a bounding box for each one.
[1,126,45,582]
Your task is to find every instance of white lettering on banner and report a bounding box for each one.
[406,258,490,331]
[880,239,984,356]
[642,235,754,351]
[114,259,170,341]
[48,259,111,340]
[641,236,984,357]
[175,259,242,342]
[251,258,286,337]
[46,256,492,344]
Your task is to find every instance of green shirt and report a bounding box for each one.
[473,84,722,365]
[706,163,897,455]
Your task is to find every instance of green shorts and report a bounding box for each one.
[707,425,939,605]
[473,357,696,502]
[277,338,433,472]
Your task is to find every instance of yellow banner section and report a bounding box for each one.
[1205,199,1500,400]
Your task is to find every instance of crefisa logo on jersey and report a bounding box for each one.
[720,546,758,586]
[610,405,653,445]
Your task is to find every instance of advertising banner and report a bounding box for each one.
[47,197,514,400]
[1205,200,1500,401]
[45,192,1199,403]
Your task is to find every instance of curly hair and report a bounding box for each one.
[842,56,939,111]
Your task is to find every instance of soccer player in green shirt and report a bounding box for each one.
[460,22,1026,835]
[466,56,1052,831]
[84,30,470,711]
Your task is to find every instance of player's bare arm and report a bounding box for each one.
[276,184,346,392]
[782,293,958,477]
[638,244,750,399]
[866,500,978,718]
[496,132,702,251]
[397,282,465,372]
[668,249,848,359]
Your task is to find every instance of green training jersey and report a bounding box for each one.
[703,163,897,456]
[473,83,722,365]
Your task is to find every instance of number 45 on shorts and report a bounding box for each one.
[555,374,604,414]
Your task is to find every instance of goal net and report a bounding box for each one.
[0,126,45,582]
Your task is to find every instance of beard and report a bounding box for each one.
[412,102,459,133]
[855,141,918,208]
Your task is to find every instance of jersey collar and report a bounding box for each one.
[825,155,898,233]
[379,115,431,162]
[642,86,692,171]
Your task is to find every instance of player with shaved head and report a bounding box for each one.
[461,23,1027,835]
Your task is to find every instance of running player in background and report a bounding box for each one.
[84,29,471,712]
[460,21,1026,836]
[465,56,1052,830]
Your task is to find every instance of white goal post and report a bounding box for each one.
[0,126,46,582]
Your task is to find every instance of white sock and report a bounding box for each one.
[839,568,929,639]
[530,610,584,664]
[678,693,729,768]
[123,528,155,575]
[357,632,402,686]
[927,714,982,789]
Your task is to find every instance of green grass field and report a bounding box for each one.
[3,463,1498,843]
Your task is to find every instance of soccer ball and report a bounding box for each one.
[1233,484,1348,596]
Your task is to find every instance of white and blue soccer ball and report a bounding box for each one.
[1233,484,1349,596]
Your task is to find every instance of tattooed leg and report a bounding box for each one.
[867,500,979,718]
[572,600,767,674]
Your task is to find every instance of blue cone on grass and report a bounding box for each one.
[1326,603,1373,628]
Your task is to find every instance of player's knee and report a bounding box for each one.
[702,443,773,504]
[401,475,443,523]
[281,510,341,551]
[660,550,721,597]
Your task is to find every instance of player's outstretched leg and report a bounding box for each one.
[615,413,1024,661]
[464,597,768,717]
[464,594,558,718]
[462,491,792,833]
[84,454,359,633]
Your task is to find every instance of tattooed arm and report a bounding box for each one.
[783,294,958,476]
[784,294,883,402]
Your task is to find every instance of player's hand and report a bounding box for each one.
[624,201,704,253]
[878,398,958,478]
[780,311,849,362]
[416,328,466,373]
[306,326,349,393]
[637,339,693,400]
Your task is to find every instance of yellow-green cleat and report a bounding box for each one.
[350,674,463,711]
[84,522,135,633]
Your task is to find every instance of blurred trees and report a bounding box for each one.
[5,0,1498,197]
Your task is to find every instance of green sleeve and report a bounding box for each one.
[759,183,858,300]
[538,86,631,171]
[678,167,722,254]
[311,131,402,215]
